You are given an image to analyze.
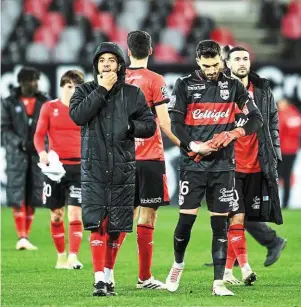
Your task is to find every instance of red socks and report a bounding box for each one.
[26,206,35,237]
[69,220,83,254]
[137,224,154,281]
[13,203,27,239]
[51,220,65,253]
[226,224,248,269]
[105,232,126,269]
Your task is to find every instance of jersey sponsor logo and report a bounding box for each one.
[188,84,206,91]
[220,89,230,100]
[185,103,235,126]
[161,86,169,99]
[193,93,203,99]
[218,81,228,89]
[135,138,145,149]
[140,197,162,204]
[252,196,260,209]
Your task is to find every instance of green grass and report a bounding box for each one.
[1,206,301,307]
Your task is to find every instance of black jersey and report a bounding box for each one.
[169,70,263,172]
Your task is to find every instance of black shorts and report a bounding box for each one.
[178,170,235,213]
[230,172,262,217]
[43,164,81,209]
[135,160,170,208]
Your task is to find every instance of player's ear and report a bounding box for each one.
[196,57,201,67]
[149,47,153,56]
[127,48,131,57]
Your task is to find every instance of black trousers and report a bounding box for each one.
[279,154,297,208]
[245,221,279,248]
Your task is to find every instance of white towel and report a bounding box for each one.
[38,151,66,182]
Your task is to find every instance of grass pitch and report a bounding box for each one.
[1,206,301,307]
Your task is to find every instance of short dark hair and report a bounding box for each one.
[196,40,221,59]
[17,67,40,83]
[227,46,249,60]
[60,70,85,87]
[127,30,152,60]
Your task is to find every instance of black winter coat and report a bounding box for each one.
[1,87,49,208]
[69,42,156,233]
[248,72,283,225]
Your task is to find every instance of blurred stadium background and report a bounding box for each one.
[1,0,301,207]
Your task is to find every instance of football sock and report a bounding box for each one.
[211,216,228,280]
[104,267,113,283]
[137,224,154,281]
[174,213,196,264]
[51,220,65,254]
[25,205,35,237]
[13,202,27,239]
[105,232,126,270]
[69,220,83,255]
[225,232,236,270]
[228,224,248,268]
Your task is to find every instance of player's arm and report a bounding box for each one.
[169,78,216,157]
[268,87,282,162]
[34,103,50,164]
[235,81,263,135]
[129,88,156,138]
[69,84,109,126]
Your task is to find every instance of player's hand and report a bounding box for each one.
[189,141,218,155]
[39,151,49,165]
[97,72,117,91]
[209,128,246,148]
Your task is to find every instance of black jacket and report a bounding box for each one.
[247,71,283,225]
[1,87,50,208]
[69,42,156,233]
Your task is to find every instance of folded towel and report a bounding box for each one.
[38,151,66,182]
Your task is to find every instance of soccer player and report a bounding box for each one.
[1,67,50,250]
[69,42,156,296]
[34,70,85,269]
[223,46,283,285]
[165,40,263,296]
[122,30,215,290]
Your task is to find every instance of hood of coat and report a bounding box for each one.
[92,42,126,90]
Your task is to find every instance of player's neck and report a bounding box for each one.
[129,57,148,69]
[241,76,249,88]
[61,97,70,107]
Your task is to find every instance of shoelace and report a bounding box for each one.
[170,268,182,282]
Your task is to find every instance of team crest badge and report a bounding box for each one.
[220,89,229,100]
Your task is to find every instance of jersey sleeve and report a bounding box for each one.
[168,78,187,116]
[152,74,170,106]
[34,103,50,153]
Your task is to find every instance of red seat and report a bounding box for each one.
[287,0,301,17]
[33,26,58,49]
[154,44,182,63]
[24,0,48,20]
[167,13,193,36]
[281,14,301,39]
[210,27,236,46]
[73,0,98,23]
[173,0,196,22]
[42,12,66,36]
[92,12,115,37]
[109,27,128,49]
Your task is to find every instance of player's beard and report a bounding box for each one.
[233,68,250,79]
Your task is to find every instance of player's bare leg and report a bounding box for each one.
[166,208,198,292]
[225,213,256,286]
[50,208,68,269]
[136,206,166,289]
[210,212,234,296]
[67,205,83,269]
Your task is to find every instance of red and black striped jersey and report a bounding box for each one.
[169,71,262,172]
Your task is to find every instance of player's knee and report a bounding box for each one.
[138,207,157,226]
[175,213,197,235]
[51,208,64,222]
[68,206,82,222]
[230,213,245,226]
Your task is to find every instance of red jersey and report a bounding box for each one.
[126,67,169,161]
[34,99,81,165]
[235,82,261,173]
[279,104,301,154]
[21,96,36,116]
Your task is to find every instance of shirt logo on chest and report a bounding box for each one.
[53,108,59,116]
[220,89,230,100]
